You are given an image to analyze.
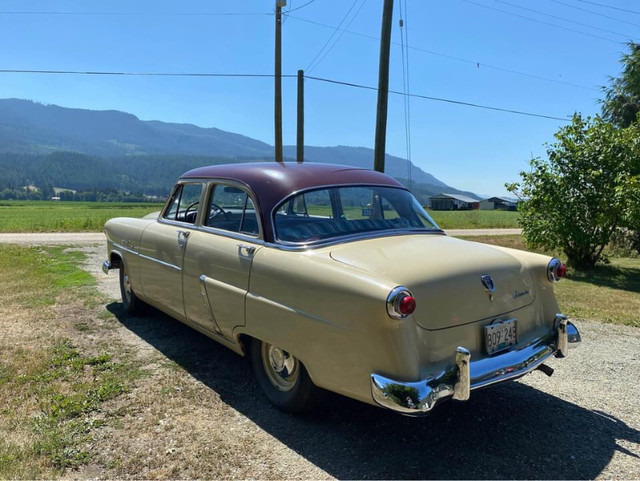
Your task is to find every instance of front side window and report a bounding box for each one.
[163,183,203,224]
[205,184,260,236]
[275,186,439,243]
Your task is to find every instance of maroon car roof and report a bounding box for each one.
[181,162,405,242]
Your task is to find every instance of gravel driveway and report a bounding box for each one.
[2,235,638,479]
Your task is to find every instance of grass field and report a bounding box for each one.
[427,209,520,229]
[0,201,163,233]
[459,235,640,328]
[0,200,520,232]
[0,245,145,477]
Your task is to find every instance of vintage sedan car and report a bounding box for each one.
[102,162,581,415]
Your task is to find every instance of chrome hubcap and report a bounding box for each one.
[261,343,299,391]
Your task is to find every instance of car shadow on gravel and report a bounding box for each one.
[108,303,640,480]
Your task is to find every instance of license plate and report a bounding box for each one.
[484,319,517,355]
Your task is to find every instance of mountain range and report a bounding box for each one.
[0,98,478,200]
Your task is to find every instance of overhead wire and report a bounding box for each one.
[549,0,640,28]
[303,75,572,122]
[460,0,623,43]
[304,0,362,73]
[285,0,318,14]
[495,0,638,40]
[287,15,599,91]
[0,68,572,122]
[0,10,272,16]
[577,0,640,15]
[398,0,413,190]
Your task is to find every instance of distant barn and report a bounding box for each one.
[479,197,518,211]
[428,193,479,211]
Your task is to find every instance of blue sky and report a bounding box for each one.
[0,0,637,196]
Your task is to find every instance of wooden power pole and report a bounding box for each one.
[275,1,285,163]
[297,69,304,163]
[373,0,394,173]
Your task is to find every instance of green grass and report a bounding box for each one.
[0,245,144,477]
[458,235,640,327]
[0,200,163,232]
[427,209,520,229]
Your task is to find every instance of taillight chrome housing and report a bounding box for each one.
[547,258,567,282]
[387,286,416,319]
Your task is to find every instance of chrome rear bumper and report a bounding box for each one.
[371,315,581,415]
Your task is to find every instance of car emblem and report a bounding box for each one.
[481,275,495,301]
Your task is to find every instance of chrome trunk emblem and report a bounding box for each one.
[481,275,495,301]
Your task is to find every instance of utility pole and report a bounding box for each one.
[373,0,394,173]
[297,69,304,163]
[274,0,286,163]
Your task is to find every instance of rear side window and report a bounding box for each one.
[205,184,260,236]
[163,183,202,224]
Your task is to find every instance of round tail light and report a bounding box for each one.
[387,286,416,319]
[547,258,567,282]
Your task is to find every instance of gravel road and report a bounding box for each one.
[2,235,638,479]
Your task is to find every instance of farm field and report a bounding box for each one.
[0,201,163,232]
[0,200,519,232]
[427,209,520,229]
[459,235,640,328]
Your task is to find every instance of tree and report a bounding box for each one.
[507,114,639,269]
[601,42,640,128]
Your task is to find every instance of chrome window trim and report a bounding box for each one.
[264,229,445,251]
[201,178,264,240]
[270,183,442,246]
[195,225,266,245]
[161,181,206,224]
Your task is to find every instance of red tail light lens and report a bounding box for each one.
[547,258,566,282]
[387,287,416,319]
[557,263,567,278]
[398,295,416,315]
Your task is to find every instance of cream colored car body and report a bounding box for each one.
[103,163,578,414]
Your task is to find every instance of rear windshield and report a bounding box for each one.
[274,185,440,244]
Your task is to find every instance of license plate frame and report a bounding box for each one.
[484,319,518,355]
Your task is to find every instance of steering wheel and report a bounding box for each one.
[184,201,199,221]
[209,202,231,221]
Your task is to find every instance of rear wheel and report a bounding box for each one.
[119,261,143,314]
[250,339,321,413]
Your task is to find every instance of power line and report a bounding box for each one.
[0,69,296,78]
[304,75,572,122]
[398,0,413,190]
[306,0,368,73]
[285,0,318,14]
[549,0,640,28]
[287,15,599,91]
[577,0,640,15]
[304,0,361,73]
[495,0,638,40]
[0,68,573,121]
[460,0,623,43]
[0,10,272,16]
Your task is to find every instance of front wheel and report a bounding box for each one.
[250,339,321,413]
[119,261,143,314]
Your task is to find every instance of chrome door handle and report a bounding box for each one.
[238,244,257,255]
[177,230,190,248]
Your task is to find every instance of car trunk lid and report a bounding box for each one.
[329,234,536,330]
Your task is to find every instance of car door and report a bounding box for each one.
[138,182,203,321]
[182,182,262,339]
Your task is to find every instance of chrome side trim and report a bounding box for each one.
[371,318,581,415]
[199,275,222,334]
[111,241,138,257]
[263,229,445,252]
[138,253,181,272]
